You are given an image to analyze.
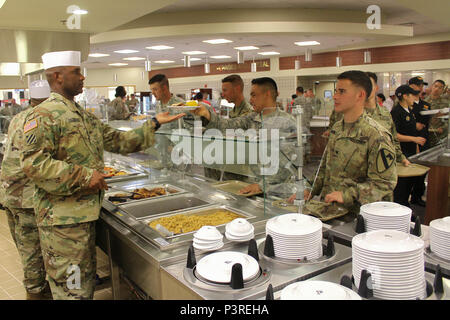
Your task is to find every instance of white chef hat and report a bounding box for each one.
[41,51,81,70]
[29,80,51,99]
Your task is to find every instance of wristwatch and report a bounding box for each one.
[151,117,161,130]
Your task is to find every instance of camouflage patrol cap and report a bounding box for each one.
[302,200,349,222]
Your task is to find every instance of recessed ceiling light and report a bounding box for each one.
[257,51,280,55]
[123,57,146,61]
[155,60,175,64]
[146,45,174,50]
[114,50,139,54]
[203,39,233,44]
[182,51,206,55]
[295,41,320,46]
[234,46,259,51]
[210,55,231,59]
[180,58,201,61]
[109,63,128,66]
[72,9,88,15]
[89,53,110,58]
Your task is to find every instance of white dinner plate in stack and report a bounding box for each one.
[429,217,450,261]
[266,214,323,260]
[196,251,260,283]
[193,226,224,251]
[360,202,412,233]
[280,280,362,300]
[352,230,426,300]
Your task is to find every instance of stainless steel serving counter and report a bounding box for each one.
[97,168,292,299]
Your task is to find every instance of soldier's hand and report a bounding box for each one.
[324,191,344,204]
[88,170,109,191]
[402,159,411,167]
[190,104,211,120]
[322,130,330,138]
[287,194,296,204]
[304,190,312,201]
[436,128,444,134]
[414,137,427,146]
[239,183,261,195]
[155,112,186,124]
[416,123,425,131]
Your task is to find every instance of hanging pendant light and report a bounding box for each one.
[336,56,342,68]
[305,48,312,62]
[364,50,372,64]
[294,58,301,70]
[237,51,244,64]
[204,57,210,74]
[251,58,257,73]
[145,59,152,72]
[183,55,191,68]
[113,73,118,83]
[83,67,88,77]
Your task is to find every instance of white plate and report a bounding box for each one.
[196,251,259,283]
[194,226,223,241]
[226,218,254,235]
[280,281,362,300]
[167,105,200,111]
[420,109,440,115]
[430,217,450,233]
[360,202,411,217]
[193,240,223,249]
[226,225,255,238]
[266,214,322,236]
[352,230,424,254]
[225,232,254,242]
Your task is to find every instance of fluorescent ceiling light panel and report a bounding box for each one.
[123,57,145,61]
[294,41,320,46]
[257,51,280,55]
[114,50,139,54]
[109,63,128,66]
[203,39,233,44]
[180,58,201,61]
[89,53,110,58]
[146,45,174,50]
[210,55,231,59]
[182,51,206,55]
[155,60,175,64]
[234,46,259,50]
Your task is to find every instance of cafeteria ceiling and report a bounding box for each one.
[0,0,449,69]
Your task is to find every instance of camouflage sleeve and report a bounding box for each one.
[206,111,252,131]
[20,116,94,196]
[391,123,406,163]
[327,110,337,131]
[341,133,397,207]
[102,118,156,155]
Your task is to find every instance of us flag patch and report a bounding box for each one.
[24,119,38,133]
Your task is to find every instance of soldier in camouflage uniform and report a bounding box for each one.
[125,94,139,113]
[305,71,397,216]
[109,86,131,120]
[19,51,184,300]
[425,80,449,147]
[0,104,13,134]
[193,77,298,195]
[204,74,253,181]
[0,80,51,300]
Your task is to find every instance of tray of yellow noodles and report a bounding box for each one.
[167,100,201,112]
[144,205,253,237]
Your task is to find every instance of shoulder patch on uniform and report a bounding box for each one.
[376,148,395,173]
[24,119,38,133]
[25,133,37,145]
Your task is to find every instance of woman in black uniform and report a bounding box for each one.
[391,85,427,208]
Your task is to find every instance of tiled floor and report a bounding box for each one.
[0,209,114,300]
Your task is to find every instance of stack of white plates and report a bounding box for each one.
[280,281,361,300]
[225,218,255,242]
[193,226,224,251]
[360,202,411,233]
[196,251,260,283]
[352,230,426,300]
[429,217,450,260]
[266,213,323,260]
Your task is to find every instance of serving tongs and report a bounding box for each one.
[107,186,142,203]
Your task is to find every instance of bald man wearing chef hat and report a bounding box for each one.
[19,51,184,300]
[0,80,52,300]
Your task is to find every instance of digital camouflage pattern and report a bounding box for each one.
[20,92,157,227]
[425,95,449,147]
[228,99,253,119]
[302,199,349,221]
[1,106,35,209]
[328,103,406,163]
[108,97,131,120]
[206,109,298,189]
[6,207,46,294]
[125,98,139,113]
[39,221,96,300]
[310,113,397,215]
[0,106,12,133]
